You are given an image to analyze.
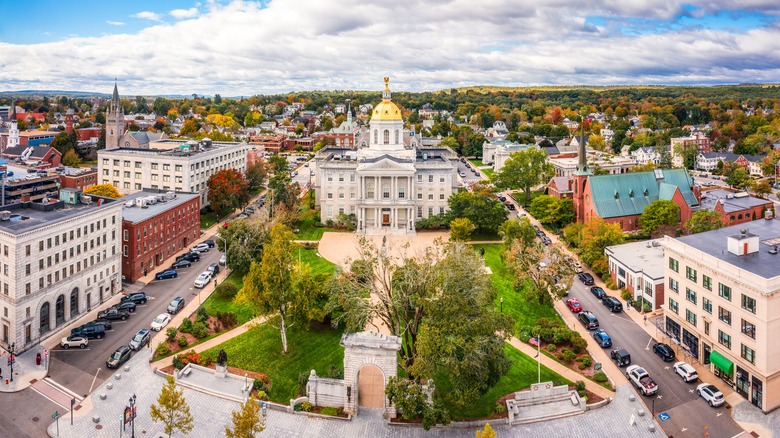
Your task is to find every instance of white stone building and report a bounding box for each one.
[0,192,123,353]
[98,138,249,206]
[313,78,458,235]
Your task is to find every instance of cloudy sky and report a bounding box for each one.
[1,0,779,96]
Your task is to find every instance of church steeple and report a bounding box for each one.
[7,100,19,149]
[574,125,591,176]
[112,80,119,104]
[346,102,352,124]
[106,80,125,148]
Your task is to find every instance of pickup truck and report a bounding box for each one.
[97,308,129,321]
[626,365,658,396]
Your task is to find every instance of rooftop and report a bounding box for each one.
[0,196,118,235]
[120,189,200,224]
[675,218,780,279]
[605,239,665,280]
[699,189,773,214]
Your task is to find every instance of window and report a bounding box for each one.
[428,175,433,183]
[398,186,405,199]
[383,185,390,199]
[718,330,731,349]
[718,307,731,325]
[741,344,755,364]
[703,297,712,314]
[151,163,158,170]
[417,206,422,218]
[135,172,141,179]
[703,275,712,291]
[686,309,697,326]
[417,175,422,183]
[123,160,130,168]
[704,320,710,336]
[366,185,374,199]
[669,257,679,272]
[686,266,697,282]
[686,288,697,305]
[719,283,732,301]
[417,189,422,200]
[124,171,130,178]
[175,165,182,172]
[668,298,679,314]
[439,176,445,183]
[741,294,756,314]
[741,319,756,339]
[439,191,445,200]
[669,278,679,293]
[383,129,389,144]
[338,174,344,182]
[163,164,170,171]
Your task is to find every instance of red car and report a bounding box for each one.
[566,298,582,313]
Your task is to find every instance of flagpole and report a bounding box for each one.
[537,339,541,383]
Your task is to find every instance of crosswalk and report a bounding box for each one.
[30,377,83,410]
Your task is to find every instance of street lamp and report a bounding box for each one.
[129,393,137,438]
[9,342,15,382]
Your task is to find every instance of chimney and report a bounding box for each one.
[727,228,759,256]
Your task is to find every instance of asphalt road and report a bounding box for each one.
[566,280,745,437]
[46,247,222,398]
[0,388,61,438]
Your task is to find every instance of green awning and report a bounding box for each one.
[710,350,734,374]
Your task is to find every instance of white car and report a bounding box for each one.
[219,253,227,266]
[150,313,172,331]
[60,335,88,349]
[697,383,725,407]
[194,271,213,288]
[191,243,210,253]
[673,361,698,382]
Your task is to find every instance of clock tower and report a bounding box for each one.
[105,81,124,148]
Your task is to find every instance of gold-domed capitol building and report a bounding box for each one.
[313,78,459,235]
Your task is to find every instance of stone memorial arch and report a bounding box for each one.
[342,331,401,417]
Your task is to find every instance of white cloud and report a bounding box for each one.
[1,0,779,95]
[170,8,199,19]
[133,11,162,22]
[106,20,125,26]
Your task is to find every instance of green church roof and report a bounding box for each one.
[588,168,698,219]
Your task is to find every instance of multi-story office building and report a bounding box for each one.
[664,218,780,411]
[0,190,123,353]
[120,189,201,283]
[97,138,249,206]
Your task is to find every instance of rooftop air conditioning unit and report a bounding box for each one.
[0,211,11,221]
[145,196,157,205]
[165,191,175,200]
[81,195,92,205]
[124,201,134,208]
[135,198,146,208]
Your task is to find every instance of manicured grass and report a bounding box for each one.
[200,323,345,403]
[481,244,562,334]
[509,189,544,207]
[297,246,339,275]
[444,344,571,419]
[481,168,494,177]
[469,158,488,168]
[203,272,255,325]
[470,232,502,242]
[200,211,221,229]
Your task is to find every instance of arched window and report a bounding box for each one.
[40,302,50,334]
[70,288,79,319]
[383,130,390,144]
[373,130,378,144]
[737,214,743,220]
[395,130,399,144]
[55,295,65,326]
[338,188,345,199]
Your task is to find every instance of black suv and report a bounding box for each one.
[578,272,595,285]
[578,311,599,330]
[176,252,200,263]
[653,343,676,362]
[86,319,112,330]
[170,259,192,269]
[602,296,623,312]
[97,308,129,321]
[121,292,148,305]
[204,239,216,248]
[71,324,106,339]
[590,286,606,299]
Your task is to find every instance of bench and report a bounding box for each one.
[570,393,578,406]
[182,368,192,377]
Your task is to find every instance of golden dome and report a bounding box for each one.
[371,77,403,121]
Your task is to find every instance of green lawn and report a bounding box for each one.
[469,158,488,168]
[297,246,339,275]
[481,244,562,334]
[200,323,345,403]
[203,272,255,325]
[200,210,221,229]
[481,168,494,177]
[469,232,502,242]
[445,345,571,418]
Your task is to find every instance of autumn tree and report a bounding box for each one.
[725,167,751,189]
[50,131,76,155]
[245,161,268,191]
[491,147,553,205]
[84,183,122,198]
[220,220,268,274]
[578,218,624,275]
[207,169,250,217]
[446,186,507,234]
[638,199,680,237]
[684,210,724,234]
[476,423,497,438]
[498,219,524,245]
[752,180,772,198]
[528,195,575,228]
[449,217,475,241]
[62,149,82,167]
[224,396,265,438]
[150,375,194,438]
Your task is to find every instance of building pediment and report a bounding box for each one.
[357,156,414,173]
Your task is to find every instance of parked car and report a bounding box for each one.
[191,243,210,253]
[573,263,584,274]
[155,269,178,280]
[565,298,582,313]
[150,313,172,331]
[176,252,200,263]
[167,297,185,314]
[194,271,213,288]
[60,336,88,349]
[111,301,137,313]
[592,329,612,348]
[590,286,606,299]
[542,237,552,245]
[627,365,658,396]
[219,253,227,266]
[106,346,132,369]
[578,273,595,285]
[207,263,220,275]
[577,311,599,330]
[506,203,515,210]
[475,171,481,177]
[204,239,216,248]
[697,383,725,407]
[98,308,129,321]
[129,329,151,351]
[170,260,192,270]
[673,361,699,383]
[653,343,676,362]
[602,296,623,312]
[121,292,148,305]
[71,324,106,339]
[610,348,631,367]
[86,319,112,331]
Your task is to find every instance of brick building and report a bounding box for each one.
[120,189,201,282]
[700,189,774,226]
[59,167,99,191]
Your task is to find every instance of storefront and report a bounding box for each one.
[710,349,734,387]
[682,329,699,359]
[666,318,681,342]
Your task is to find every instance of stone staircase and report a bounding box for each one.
[506,382,586,425]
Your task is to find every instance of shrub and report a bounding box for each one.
[603,278,618,290]
[620,289,633,301]
[593,371,609,383]
[576,355,593,368]
[494,403,507,414]
[559,348,576,363]
[216,311,238,329]
[191,321,209,339]
[574,381,586,392]
[179,318,193,333]
[552,328,572,345]
[178,336,188,347]
[216,282,238,299]
[172,355,185,370]
[298,372,310,396]
[196,306,209,323]
[320,407,340,416]
[166,327,178,342]
[570,335,588,354]
[300,401,312,412]
[253,378,270,394]
[254,390,267,401]
[197,355,212,367]
[155,342,170,357]
[327,365,344,379]
[546,343,557,353]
